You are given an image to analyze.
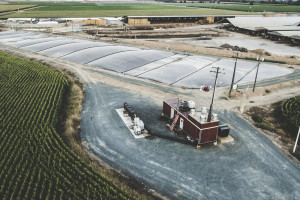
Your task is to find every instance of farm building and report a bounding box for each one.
[124,15,234,25]
[268,31,300,45]
[162,98,220,145]
[84,18,107,25]
[127,18,151,26]
[226,16,300,45]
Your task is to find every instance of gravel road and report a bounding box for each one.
[81,81,300,200]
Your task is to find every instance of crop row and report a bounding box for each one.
[0,52,131,200]
[281,96,300,129]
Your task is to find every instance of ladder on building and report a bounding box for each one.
[169,114,179,132]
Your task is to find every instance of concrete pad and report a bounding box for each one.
[116,108,149,139]
[217,135,234,144]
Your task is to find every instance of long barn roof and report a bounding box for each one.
[227,16,300,31]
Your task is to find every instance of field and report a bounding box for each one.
[187,3,300,13]
[248,95,300,159]
[249,95,300,136]
[1,2,254,18]
[0,5,35,13]
[0,52,131,200]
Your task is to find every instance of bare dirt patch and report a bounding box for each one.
[245,103,300,163]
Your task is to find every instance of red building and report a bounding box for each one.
[162,98,219,145]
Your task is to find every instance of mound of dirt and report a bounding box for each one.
[251,49,272,56]
[220,43,232,49]
[220,43,248,52]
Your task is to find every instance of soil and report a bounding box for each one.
[245,103,300,163]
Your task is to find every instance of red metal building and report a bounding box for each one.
[162,98,219,145]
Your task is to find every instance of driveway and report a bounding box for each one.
[81,81,300,200]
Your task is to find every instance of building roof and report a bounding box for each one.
[126,15,235,18]
[269,31,300,40]
[227,17,300,31]
[263,26,300,31]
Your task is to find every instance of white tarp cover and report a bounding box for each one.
[0,31,293,88]
[227,17,300,31]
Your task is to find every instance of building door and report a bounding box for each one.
[170,108,174,119]
[180,118,184,129]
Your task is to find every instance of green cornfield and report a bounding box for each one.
[281,96,300,131]
[0,52,131,200]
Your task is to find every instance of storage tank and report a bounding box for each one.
[201,107,207,114]
[134,117,140,125]
[134,126,141,135]
[137,120,144,131]
[212,114,218,121]
[134,117,144,130]
[200,115,207,123]
[187,101,195,109]
[190,108,196,115]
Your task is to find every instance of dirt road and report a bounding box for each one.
[1,43,300,200]
[0,6,41,16]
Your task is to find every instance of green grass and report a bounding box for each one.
[186,3,300,13]
[0,52,131,200]
[251,113,263,123]
[1,2,255,18]
[8,1,96,6]
[281,96,300,131]
[0,5,36,12]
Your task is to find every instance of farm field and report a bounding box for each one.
[0,52,131,200]
[0,5,35,13]
[1,2,254,18]
[186,3,300,13]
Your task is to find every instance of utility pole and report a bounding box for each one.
[229,53,238,98]
[293,126,300,153]
[253,55,264,92]
[207,67,224,122]
[72,21,74,36]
